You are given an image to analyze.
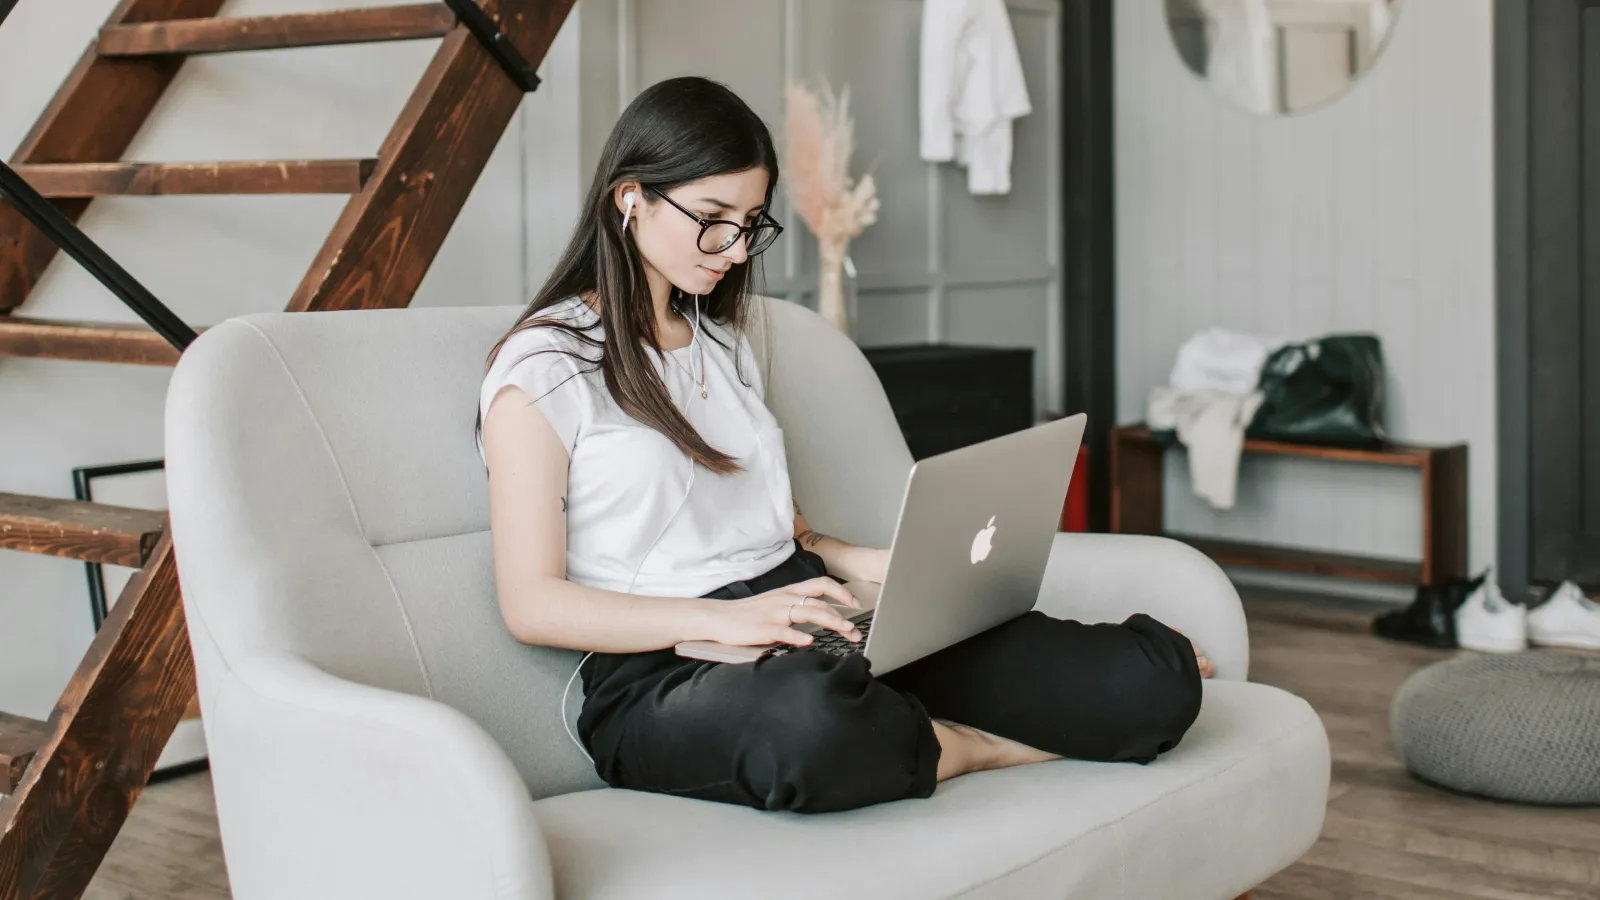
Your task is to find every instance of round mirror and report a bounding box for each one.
[1166,0,1400,116]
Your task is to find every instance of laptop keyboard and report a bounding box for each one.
[764,613,873,658]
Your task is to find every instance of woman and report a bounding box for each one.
[477,76,1212,815]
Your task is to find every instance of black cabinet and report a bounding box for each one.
[863,344,1034,461]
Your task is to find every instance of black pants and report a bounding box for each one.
[575,541,1203,814]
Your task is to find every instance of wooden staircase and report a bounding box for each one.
[0,1,574,897]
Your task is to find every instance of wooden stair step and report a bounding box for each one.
[0,0,231,313]
[0,492,167,567]
[12,159,378,197]
[98,4,456,56]
[1,713,52,796]
[0,316,191,365]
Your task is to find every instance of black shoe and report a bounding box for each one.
[1372,569,1490,648]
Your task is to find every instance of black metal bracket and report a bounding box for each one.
[0,161,198,352]
[444,0,541,92]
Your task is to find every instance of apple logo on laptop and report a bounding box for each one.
[970,515,997,564]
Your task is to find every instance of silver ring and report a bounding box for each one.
[788,598,807,624]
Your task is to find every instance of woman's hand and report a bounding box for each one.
[700,577,863,648]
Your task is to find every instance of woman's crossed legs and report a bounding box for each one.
[578,609,1205,814]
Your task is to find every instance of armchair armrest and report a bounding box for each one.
[1033,533,1251,681]
[206,655,554,900]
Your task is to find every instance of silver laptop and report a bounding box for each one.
[674,413,1088,674]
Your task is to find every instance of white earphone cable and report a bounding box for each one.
[560,293,704,767]
[691,292,704,385]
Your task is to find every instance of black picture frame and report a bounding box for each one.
[71,458,165,631]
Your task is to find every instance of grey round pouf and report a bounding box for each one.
[1390,651,1600,805]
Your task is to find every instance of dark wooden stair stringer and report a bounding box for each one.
[0,1,577,897]
[0,530,195,897]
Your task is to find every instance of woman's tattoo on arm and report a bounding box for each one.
[793,499,825,546]
[561,496,567,513]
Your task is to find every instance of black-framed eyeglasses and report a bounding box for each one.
[645,185,784,256]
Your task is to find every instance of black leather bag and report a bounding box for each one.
[1247,334,1386,447]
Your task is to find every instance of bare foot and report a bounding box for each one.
[931,718,1061,782]
[1170,628,1215,678]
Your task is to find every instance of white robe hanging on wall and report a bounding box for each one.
[919,0,1032,195]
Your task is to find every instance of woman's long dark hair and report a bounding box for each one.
[477,76,779,475]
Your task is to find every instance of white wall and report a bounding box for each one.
[1114,0,1496,594]
[0,0,581,718]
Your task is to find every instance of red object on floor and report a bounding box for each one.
[1061,445,1090,532]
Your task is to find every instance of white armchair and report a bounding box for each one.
[164,297,1327,900]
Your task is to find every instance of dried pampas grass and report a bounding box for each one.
[784,79,879,334]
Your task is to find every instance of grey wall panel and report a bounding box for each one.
[945,282,1053,412]
[634,0,788,125]
[632,0,795,280]
[798,0,932,280]
[523,13,584,297]
[577,0,622,175]
[853,287,936,346]
[942,5,1055,278]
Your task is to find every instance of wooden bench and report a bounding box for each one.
[1110,425,1468,586]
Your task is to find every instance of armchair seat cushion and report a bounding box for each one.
[532,680,1328,900]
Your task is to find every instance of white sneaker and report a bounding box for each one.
[1527,580,1600,650]
[1455,581,1527,652]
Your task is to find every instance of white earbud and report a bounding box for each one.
[621,191,637,232]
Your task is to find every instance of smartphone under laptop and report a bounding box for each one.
[674,413,1087,675]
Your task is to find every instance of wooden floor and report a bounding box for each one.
[1244,589,1600,900]
[80,588,1600,899]
[81,767,225,900]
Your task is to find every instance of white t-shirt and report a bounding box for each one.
[478,296,797,598]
